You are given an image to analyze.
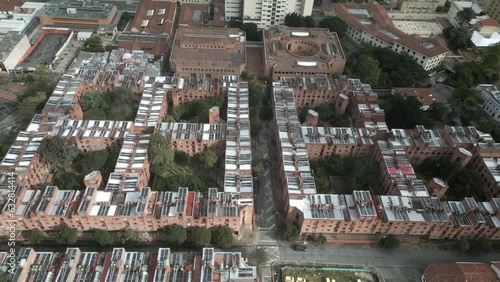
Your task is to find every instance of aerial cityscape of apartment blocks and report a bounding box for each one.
[0,247,256,282]
[0,0,500,248]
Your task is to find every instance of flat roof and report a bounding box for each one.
[35,0,116,20]
[170,27,246,69]
[129,0,176,34]
[264,27,346,72]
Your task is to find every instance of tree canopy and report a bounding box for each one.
[347,46,429,87]
[380,235,400,249]
[443,26,471,50]
[149,133,174,177]
[457,7,474,25]
[39,136,80,170]
[250,247,268,266]
[27,230,45,245]
[74,150,109,175]
[165,224,187,245]
[380,93,433,129]
[189,227,211,248]
[18,91,47,125]
[93,229,113,246]
[211,225,234,248]
[83,36,104,52]
[318,16,348,38]
[199,149,218,168]
[171,96,225,123]
[54,224,78,245]
[414,157,480,200]
[80,88,138,120]
[278,222,300,242]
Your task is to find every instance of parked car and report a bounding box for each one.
[293,245,308,252]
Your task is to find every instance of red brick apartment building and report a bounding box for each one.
[2,247,256,282]
[272,83,500,240]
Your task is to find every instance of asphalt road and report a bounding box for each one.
[278,244,500,282]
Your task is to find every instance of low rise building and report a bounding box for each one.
[263,27,346,80]
[200,248,257,282]
[477,84,500,122]
[169,27,246,76]
[0,32,30,72]
[35,0,118,28]
[448,1,487,27]
[118,0,177,55]
[333,3,448,71]
[422,262,500,282]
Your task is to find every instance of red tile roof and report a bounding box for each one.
[130,0,177,35]
[480,18,500,27]
[332,3,448,57]
[0,0,25,12]
[179,4,209,27]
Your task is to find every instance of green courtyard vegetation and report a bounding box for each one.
[170,96,226,123]
[310,155,381,195]
[298,104,350,127]
[80,88,139,121]
[39,136,118,190]
[150,133,219,192]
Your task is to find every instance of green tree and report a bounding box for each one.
[83,36,104,52]
[199,149,218,168]
[468,236,493,253]
[252,158,265,177]
[174,151,191,165]
[381,93,431,129]
[27,230,45,245]
[93,229,113,246]
[380,235,400,249]
[108,103,134,120]
[240,71,252,81]
[189,227,211,248]
[163,174,206,191]
[84,108,107,120]
[278,222,300,242]
[443,26,470,50]
[118,229,141,244]
[319,16,348,38]
[250,247,268,265]
[150,133,174,176]
[315,234,327,246]
[240,23,262,41]
[52,170,83,190]
[54,224,78,245]
[79,92,111,110]
[453,86,483,109]
[353,54,380,86]
[165,224,187,245]
[17,91,46,125]
[457,7,474,25]
[211,225,234,248]
[285,12,306,27]
[164,115,176,122]
[40,136,80,169]
[74,150,109,174]
[305,16,316,27]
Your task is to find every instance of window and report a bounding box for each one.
[158,8,166,15]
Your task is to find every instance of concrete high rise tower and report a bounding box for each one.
[240,0,314,29]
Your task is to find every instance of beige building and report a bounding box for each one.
[487,0,500,23]
[263,27,346,80]
[35,0,117,27]
[169,27,247,76]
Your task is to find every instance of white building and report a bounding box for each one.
[448,1,488,27]
[333,3,448,71]
[241,0,314,29]
[0,2,45,36]
[477,84,500,122]
[0,32,31,72]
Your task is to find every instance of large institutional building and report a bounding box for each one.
[241,0,314,29]
[332,3,448,71]
[263,27,346,80]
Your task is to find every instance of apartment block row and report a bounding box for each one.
[271,82,500,240]
[1,247,256,282]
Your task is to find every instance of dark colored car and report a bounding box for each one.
[294,245,308,252]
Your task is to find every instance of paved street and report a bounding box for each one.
[279,244,499,282]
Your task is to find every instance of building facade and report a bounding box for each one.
[242,0,314,29]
